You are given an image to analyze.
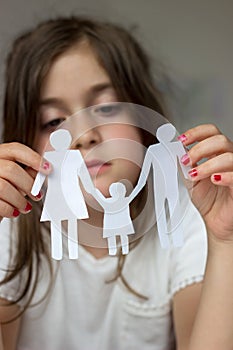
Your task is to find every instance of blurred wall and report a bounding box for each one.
[0,0,232,138]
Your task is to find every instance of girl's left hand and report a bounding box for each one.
[180,124,233,242]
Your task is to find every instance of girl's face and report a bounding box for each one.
[37,43,144,197]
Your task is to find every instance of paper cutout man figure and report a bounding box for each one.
[135,123,190,248]
[31,129,94,260]
[93,182,138,255]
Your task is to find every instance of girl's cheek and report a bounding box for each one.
[108,124,143,143]
[35,134,52,154]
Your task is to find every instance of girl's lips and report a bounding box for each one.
[85,159,111,176]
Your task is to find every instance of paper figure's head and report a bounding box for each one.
[156,123,176,143]
[50,129,72,151]
[109,182,127,198]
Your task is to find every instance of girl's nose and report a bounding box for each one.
[74,128,101,149]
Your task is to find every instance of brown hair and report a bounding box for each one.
[1,16,166,316]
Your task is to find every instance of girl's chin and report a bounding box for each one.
[83,192,102,212]
[92,179,112,197]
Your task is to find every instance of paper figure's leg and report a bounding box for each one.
[50,221,63,260]
[68,218,78,259]
[107,236,117,255]
[155,201,170,249]
[156,206,170,249]
[120,235,129,255]
[168,197,184,247]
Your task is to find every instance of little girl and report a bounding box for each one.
[0,16,233,350]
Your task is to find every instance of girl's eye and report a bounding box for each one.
[92,104,122,117]
[41,118,66,131]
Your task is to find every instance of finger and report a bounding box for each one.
[18,188,44,202]
[0,160,43,202]
[211,172,233,187]
[0,199,19,218]
[178,124,221,146]
[0,143,52,174]
[0,160,37,197]
[187,134,233,166]
[188,152,233,181]
[26,167,38,178]
[0,179,32,215]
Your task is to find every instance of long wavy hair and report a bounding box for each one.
[1,16,166,316]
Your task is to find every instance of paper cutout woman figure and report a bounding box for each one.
[135,123,190,248]
[31,129,94,260]
[92,182,138,255]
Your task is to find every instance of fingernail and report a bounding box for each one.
[188,168,198,178]
[13,209,20,217]
[42,161,50,170]
[36,191,43,199]
[181,154,190,165]
[178,134,187,143]
[213,174,221,182]
[24,202,32,212]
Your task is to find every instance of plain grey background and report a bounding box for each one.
[0,0,232,138]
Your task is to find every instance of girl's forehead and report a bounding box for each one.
[39,47,114,114]
[42,45,110,92]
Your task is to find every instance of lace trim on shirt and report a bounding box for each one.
[171,274,204,296]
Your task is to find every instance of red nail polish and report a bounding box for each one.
[36,192,42,199]
[188,168,198,177]
[213,174,221,182]
[24,202,32,212]
[181,154,190,165]
[13,209,20,217]
[178,134,187,143]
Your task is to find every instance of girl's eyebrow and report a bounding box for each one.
[38,83,116,109]
[89,82,114,95]
[38,98,69,111]
[85,82,117,101]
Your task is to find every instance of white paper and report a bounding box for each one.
[92,183,137,255]
[32,122,190,260]
[31,129,93,260]
[135,123,190,248]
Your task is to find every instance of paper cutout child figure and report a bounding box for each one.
[31,129,94,260]
[135,123,190,248]
[92,182,138,255]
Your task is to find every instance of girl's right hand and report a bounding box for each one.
[0,142,51,220]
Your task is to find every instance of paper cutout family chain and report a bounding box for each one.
[31,124,190,260]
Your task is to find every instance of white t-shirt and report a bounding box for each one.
[0,196,207,350]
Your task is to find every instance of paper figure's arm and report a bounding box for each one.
[128,149,153,202]
[91,188,107,208]
[31,172,46,196]
[79,162,95,194]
